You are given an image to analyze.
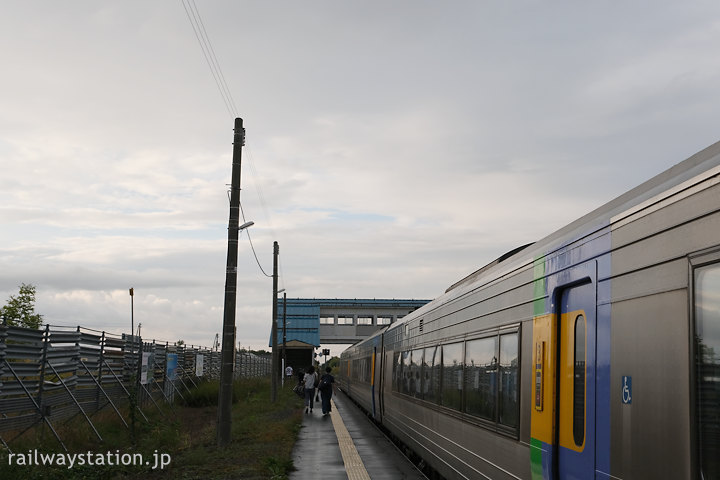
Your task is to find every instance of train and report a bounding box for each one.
[338,140,720,480]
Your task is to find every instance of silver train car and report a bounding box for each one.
[339,140,720,479]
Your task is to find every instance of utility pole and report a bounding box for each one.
[271,241,279,402]
[129,288,134,352]
[282,292,287,385]
[217,118,244,447]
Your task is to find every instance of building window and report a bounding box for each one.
[319,316,334,325]
[695,263,720,479]
[357,317,373,326]
[377,317,392,325]
[337,316,353,325]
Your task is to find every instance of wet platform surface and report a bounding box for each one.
[289,390,426,480]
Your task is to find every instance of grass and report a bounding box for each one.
[0,378,304,479]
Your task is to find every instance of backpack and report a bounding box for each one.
[319,374,332,392]
[292,382,304,398]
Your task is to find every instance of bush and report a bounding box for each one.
[178,378,249,407]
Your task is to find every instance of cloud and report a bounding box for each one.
[2,1,720,350]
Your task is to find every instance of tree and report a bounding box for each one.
[1,283,43,329]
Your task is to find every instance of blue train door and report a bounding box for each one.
[556,282,596,479]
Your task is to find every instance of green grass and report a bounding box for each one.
[0,378,303,480]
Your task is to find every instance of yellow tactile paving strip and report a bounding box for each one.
[329,398,372,480]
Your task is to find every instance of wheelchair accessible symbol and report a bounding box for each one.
[622,376,632,404]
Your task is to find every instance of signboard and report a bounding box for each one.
[622,376,632,404]
[195,354,204,377]
[167,353,178,381]
[140,352,153,385]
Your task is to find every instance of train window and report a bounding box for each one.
[402,351,412,395]
[337,316,354,325]
[573,315,586,447]
[377,317,392,325]
[319,316,334,324]
[465,337,498,420]
[358,317,373,325]
[499,333,519,428]
[441,342,463,411]
[423,346,439,403]
[352,359,359,380]
[393,352,401,392]
[411,350,423,398]
[694,264,720,479]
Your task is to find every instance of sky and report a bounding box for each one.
[2,1,720,354]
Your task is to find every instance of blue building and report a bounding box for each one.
[270,298,430,375]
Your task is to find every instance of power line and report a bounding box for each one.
[240,200,272,278]
[180,1,279,283]
[180,0,238,118]
[188,0,239,116]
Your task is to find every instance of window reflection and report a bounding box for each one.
[411,349,423,398]
[391,331,520,436]
[441,342,463,410]
[465,337,498,420]
[695,264,720,479]
[401,350,412,395]
[499,333,519,428]
[423,346,439,403]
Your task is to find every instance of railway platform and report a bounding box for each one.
[289,390,426,480]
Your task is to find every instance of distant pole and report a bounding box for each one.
[129,288,134,353]
[217,118,244,447]
[271,241,279,402]
[282,292,287,383]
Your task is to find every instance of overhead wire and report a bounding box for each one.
[245,145,284,285]
[181,0,238,118]
[240,200,272,278]
[188,0,239,115]
[181,0,281,284]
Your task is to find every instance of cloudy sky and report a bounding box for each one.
[2,1,720,353]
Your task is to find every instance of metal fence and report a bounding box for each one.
[0,323,271,452]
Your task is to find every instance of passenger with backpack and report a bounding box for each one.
[318,367,335,416]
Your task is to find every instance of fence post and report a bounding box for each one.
[97,332,106,412]
[38,325,50,417]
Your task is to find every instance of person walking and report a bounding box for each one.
[318,366,335,415]
[302,365,318,414]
